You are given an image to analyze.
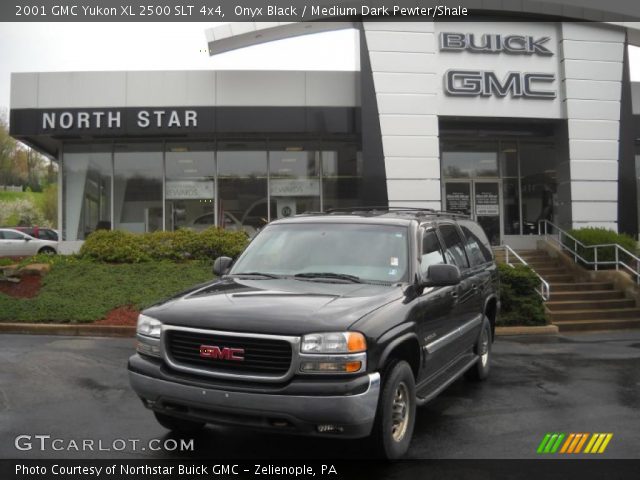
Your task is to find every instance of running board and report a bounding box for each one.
[415,356,479,406]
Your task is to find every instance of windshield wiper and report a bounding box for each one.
[231,272,282,279]
[293,272,362,283]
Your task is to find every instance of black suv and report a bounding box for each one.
[128,208,499,459]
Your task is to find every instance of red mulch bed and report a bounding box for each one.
[94,306,140,326]
[0,275,42,298]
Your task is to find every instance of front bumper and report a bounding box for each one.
[128,358,381,439]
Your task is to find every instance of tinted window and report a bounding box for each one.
[460,222,493,265]
[438,224,469,269]
[40,230,58,241]
[2,230,25,240]
[420,230,445,274]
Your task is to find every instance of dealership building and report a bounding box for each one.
[9,16,640,251]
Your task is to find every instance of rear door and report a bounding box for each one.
[4,230,34,256]
[0,230,25,256]
[458,220,495,348]
[437,223,476,358]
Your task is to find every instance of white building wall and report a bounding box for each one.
[560,23,625,231]
[363,21,441,210]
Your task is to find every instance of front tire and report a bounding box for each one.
[371,360,416,459]
[154,411,205,434]
[37,247,56,255]
[466,318,492,381]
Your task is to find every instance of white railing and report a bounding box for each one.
[497,244,551,301]
[538,220,640,285]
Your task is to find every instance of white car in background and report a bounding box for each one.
[0,228,58,257]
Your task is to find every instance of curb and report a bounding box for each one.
[0,323,136,338]
[495,325,559,336]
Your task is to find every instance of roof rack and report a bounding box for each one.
[324,206,469,218]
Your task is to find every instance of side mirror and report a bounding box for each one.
[213,256,233,276]
[24,237,31,242]
[421,264,461,287]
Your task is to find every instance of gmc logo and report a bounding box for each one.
[444,70,556,99]
[199,345,245,361]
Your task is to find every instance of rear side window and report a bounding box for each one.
[1,230,24,240]
[438,224,469,269]
[420,230,445,274]
[40,230,58,241]
[460,222,493,265]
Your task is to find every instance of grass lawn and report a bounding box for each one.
[0,259,214,323]
[0,191,46,211]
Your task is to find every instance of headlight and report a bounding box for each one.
[301,332,366,354]
[137,314,162,338]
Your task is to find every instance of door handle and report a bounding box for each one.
[451,290,458,298]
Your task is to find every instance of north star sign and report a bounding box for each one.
[440,32,556,99]
[41,109,198,130]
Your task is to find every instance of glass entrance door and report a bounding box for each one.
[444,180,502,245]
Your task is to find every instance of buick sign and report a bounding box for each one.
[440,33,553,56]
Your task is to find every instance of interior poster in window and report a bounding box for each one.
[475,184,500,216]
[445,183,471,215]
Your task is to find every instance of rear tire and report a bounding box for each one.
[154,411,205,434]
[465,318,492,382]
[37,247,56,255]
[371,360,416,459]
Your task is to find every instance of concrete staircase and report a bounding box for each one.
[500,249,640,332]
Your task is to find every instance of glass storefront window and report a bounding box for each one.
[60,138,361,241]
[218,144,268,236]
[441,138,558,241]
[442,141,499,178]
[270,147,321,217]
[520,143,557,232]
[502,179,521,235]
[62,145,112,241]
[165,143,215,231]
[322,146,363,210]
[500,142,518,178]
[114,144,163,233]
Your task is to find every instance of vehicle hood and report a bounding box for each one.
[144,277,404,336]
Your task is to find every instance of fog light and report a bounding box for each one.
[317,424,344,434]
[300,361,362,373]
[137,341,160,358]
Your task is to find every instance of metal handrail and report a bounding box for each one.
[538,219,640,284]
[498,244,551,301]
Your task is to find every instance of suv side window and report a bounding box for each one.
[420,229,445,274]
[460,222,493,265]
[460,225,492,266]
[438,224,470,269]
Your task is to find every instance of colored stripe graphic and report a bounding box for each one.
[584,433,614,454]
[538,433,613,454]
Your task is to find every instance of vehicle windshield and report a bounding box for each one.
[230,223,409,284]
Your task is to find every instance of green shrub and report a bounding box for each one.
[497,263,547,326]
[80,230,150,263]
[563,227,637,264]
[79,228,248,263]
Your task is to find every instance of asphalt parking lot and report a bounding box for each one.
[0,331,639,459]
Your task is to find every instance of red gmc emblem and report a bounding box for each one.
[199,345,245,361]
